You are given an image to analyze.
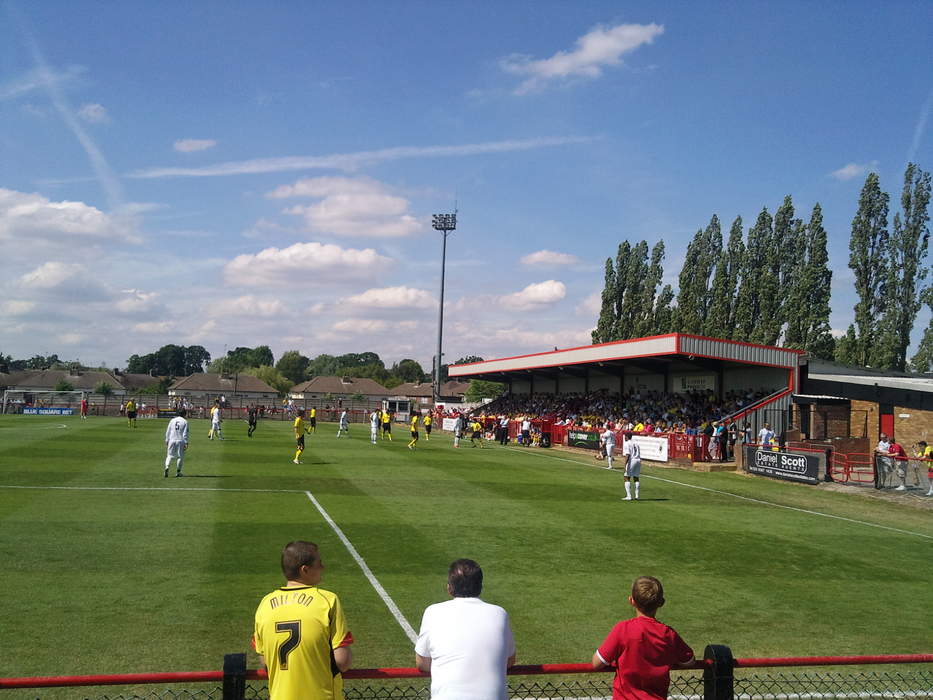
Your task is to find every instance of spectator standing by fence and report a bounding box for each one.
[874,433,892,489]
[254,541,353,700]
[591,575,695,700]
[415,558,515,700]
[887,438,908,491]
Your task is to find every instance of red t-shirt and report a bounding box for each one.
[888,442,907,459]
[597,616,694,700]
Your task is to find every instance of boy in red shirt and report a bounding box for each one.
[592,576,695,700]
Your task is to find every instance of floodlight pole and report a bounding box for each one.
[432,213,457,406]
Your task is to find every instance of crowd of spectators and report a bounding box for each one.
[475,388,773,434]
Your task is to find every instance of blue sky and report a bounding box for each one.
[1,1,931,371]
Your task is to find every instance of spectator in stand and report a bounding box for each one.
[874,433,892,490]
[757,423,775,449]
[727,421,738,460]
[415,559,515,700]
[591,576,695,700]
[887,438,909,491]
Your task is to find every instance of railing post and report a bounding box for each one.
[222,653,247,700]
[703,644,734,700]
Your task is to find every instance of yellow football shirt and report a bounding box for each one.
[310,408,316,418]
[254,585,352,700]
[293,417,307,438]
[410,415,419,431]
[423,415,432,426]
[381,412,391,425]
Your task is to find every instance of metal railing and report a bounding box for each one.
[2,649,931,699]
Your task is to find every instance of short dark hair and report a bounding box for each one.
[177,408,187,417]
[631,575,665,614]
[448,558,483,597]
[281,541,318,579]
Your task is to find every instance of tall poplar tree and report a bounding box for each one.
[636,241,667,337]
[848,173,890,366]
[610,241,632,340]
[883,163,932,370]
[785,203,834,358]
[706,215,743,337]
[592,258,616,344]
[619,241,649,338]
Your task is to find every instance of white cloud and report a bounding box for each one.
[129,137,590,178]
[0,189,133,244]
[1,300,36,315]
[501,22,664,94]
[830,162,877,181]
[20,261,87,289]
[115,289,160,313]
[269,176,422,238]
[576,291,602,316]
[134,321,173,334]
[77,103,110,123]
[58,333,85,345]
[224,241,392,287]
[520,249,581,266]
[332,318,389,333]
[17,261,111,301]
[174,138,217,153]
[342,286,435,309]
[499,280,567,310]
[217,295,287,317]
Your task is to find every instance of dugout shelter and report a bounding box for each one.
[448,333,803,438]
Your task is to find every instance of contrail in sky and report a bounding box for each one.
[906,87,933,166]
[129,136,593,179]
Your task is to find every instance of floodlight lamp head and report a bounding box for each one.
[432,213,457,232]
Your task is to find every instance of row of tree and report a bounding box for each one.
[592,162,931,371]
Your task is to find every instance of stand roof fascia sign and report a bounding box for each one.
[447,333,803,378]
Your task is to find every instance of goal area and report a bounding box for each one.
[1,389,87,415]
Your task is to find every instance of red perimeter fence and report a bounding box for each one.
[2,649,931,699]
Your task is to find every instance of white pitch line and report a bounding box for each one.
[303,490,418,644]
[502,447,933,541]
[0,484,307,494]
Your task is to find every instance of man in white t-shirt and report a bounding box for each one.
[520,417,531,446]
[757,423,774,449]
[601,426,616,470]
[415,559,516,700]
[370,409,380,444]
[164,409,189,478]
[622,432,642,501]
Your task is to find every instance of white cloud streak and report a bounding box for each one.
[174,138,218,153]
[830,162,878,181]
[501,22,664,94]
[906,87,933,166]
[520,249,581,266]
[21,31,124,210]
[129,137,590,179]
[341,286,436,309]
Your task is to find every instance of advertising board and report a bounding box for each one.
[744,447,820,485]
[567,429,600,450]
[442,417,458,432]
[630,435,669,462]
[23,407,75,416]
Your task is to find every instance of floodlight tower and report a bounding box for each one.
[432,212,457,406]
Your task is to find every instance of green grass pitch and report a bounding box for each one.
[0,414,930,688]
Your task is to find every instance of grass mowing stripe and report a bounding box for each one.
[502,446,933,540]
[303,490,418,644]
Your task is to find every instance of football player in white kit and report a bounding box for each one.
[600,426,616,470]
[370,409,380,444]
[337,409,350,438]
[622,431,642,500]
[164,409,189,477]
